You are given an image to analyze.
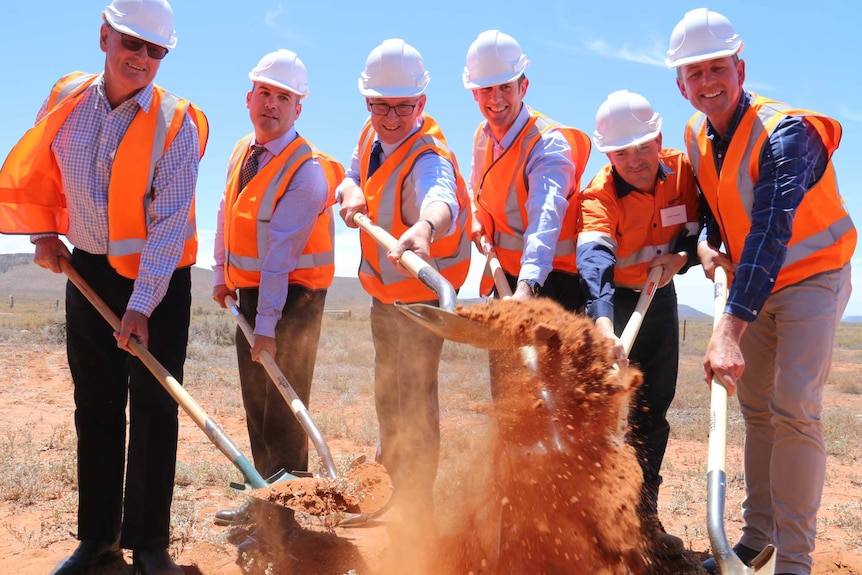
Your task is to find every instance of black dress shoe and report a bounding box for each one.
[49,538,122,575]
[702,543,763,574]
[214,499,252,526]
[133,549,183,575]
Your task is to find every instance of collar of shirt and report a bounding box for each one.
[252,126,298,170]
[705,90,752,150]
[377,116,424,157]
[94,73,156,114]
[612,160,671,199]
[482,103,530,155]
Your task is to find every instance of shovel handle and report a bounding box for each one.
[225,296,338,480]
[352,212,457,311]
[619,265,664,357]
[58,258,270,489]
[486,246,513,298]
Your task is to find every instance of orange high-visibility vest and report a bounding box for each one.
[0,72,209,279]
[356,115,471,304]
[473,108,591,296]
[579,149,701,288]
[684,93,856,292]
[222,134,344,291]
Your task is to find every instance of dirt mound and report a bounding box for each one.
[254,461,393,516]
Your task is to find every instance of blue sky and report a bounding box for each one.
[1,0,860,316]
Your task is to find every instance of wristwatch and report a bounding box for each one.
[518,278,541,296]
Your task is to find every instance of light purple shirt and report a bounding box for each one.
[213,127,328,338]
[33,74,200,316]
[469,104,574,285]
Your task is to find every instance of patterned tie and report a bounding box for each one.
[367,140,384,179]
[239,145,266,190]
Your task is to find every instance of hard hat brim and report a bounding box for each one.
[665,44,743,69]
[593,128,661,154]
[357,78,429,98]
[249,74,309,99]
[103,12,177,50]
[462,69,525,90]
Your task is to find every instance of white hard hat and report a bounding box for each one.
[665,8,743,69]
[593,90,662,153]
[358,39,430,98]
[249,49,309,99]
[103,0,177,50]
[463,30,529,89]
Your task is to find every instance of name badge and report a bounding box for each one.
[660,204,687,227]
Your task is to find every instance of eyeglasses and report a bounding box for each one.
[368,102,417,117]
[109,25,169,60]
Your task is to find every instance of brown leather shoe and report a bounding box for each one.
[49,538,122,575]
[133,549,183,575]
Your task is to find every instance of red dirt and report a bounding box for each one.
[2,295,862,574]
[254,461,393,516]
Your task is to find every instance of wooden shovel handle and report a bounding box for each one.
[619,265,664,357]
[352,212,430,278]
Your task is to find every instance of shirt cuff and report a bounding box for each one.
[253,314,278,339]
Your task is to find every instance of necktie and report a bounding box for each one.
[239,145,266,190]
[367,140,384,179]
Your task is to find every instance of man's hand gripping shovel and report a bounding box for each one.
[708,267,776,574]
[351,213,530,349]
[60,258,389,526]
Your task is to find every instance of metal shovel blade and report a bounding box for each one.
[711,542,777,574]
[394,301,530,350]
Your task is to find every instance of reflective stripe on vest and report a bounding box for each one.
[356,115,471,304]
[0,72,207,278]
[685,93,856,291]
[578,149,701,288]
[223,135,341,290]
[473,109,590,295]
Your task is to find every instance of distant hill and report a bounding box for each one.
[3,254,854,322]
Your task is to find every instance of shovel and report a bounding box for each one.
[223,295,393,525]
[58,258,283,491]
[707,266,777,574]
[351,212,528,349]
[224,295,338,480]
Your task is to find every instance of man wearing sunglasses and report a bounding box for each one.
[0,1,206,574]
[336,39,471,549]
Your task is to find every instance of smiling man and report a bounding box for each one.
[577,90,701,560]
[336,39,471,534]
[463,30,591,310]
[211,49,344,557]
[667,9,856,575]
[0,1,206,573]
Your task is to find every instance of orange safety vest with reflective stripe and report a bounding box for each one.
[0,72,209,279]
[684,93,856,292]
[579,149,701,288]
[222,134,343,291]
[356,115,471,304]
[473,109,590,296]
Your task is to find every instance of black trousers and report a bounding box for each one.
[66,249,190,551]
[614,281,679,516]
[236,285,327,478]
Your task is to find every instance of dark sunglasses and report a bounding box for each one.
[109,25,169,60]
